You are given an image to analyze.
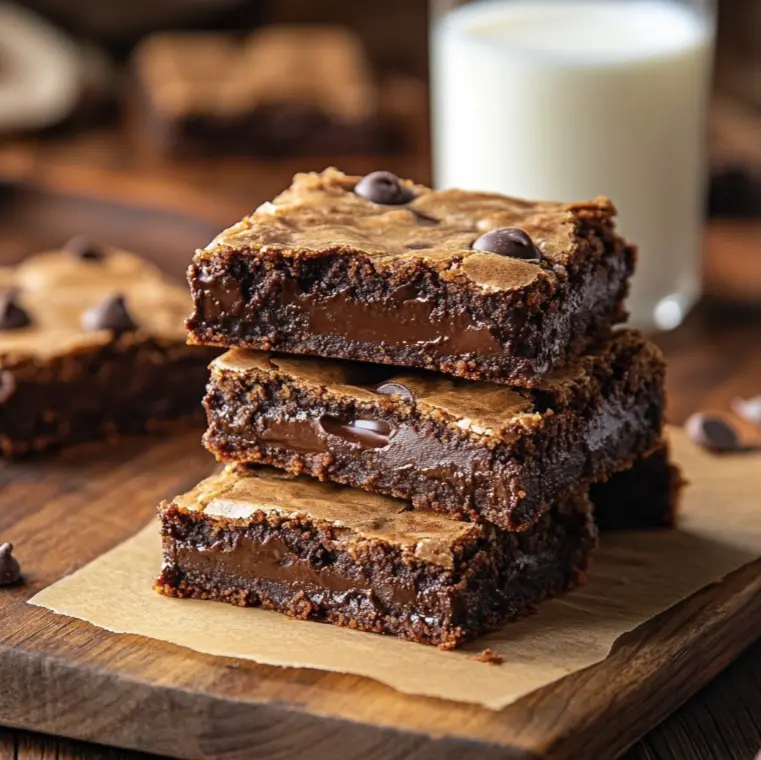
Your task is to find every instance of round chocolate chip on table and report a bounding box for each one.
[375,381,415,402]
[64,235,106,261]
[0,291,31,330]
[0,542,21,586]
[731,396,761,426]
[685,412,741,452]
[354,171,415,205]
[472,227,542,261]
[81,294,137,334]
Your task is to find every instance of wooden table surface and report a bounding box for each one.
[0,131,760,760]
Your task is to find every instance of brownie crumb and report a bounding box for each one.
[470,648,504,665]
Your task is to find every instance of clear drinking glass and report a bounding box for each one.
[430,0,717,331]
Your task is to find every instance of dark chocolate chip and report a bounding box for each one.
[81,294,137,333]
[64,235,106,261]
[405,242,433,250]
[685,412,741,452]
[472,227,542,261]
[376,381,415,402]
[0,543,21,586]
[0,371,16,404]
[0,291,31,330]
[354,171,415,205]
[731,396,761,427]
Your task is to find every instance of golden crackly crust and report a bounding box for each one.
[134,28,376,121]
[170,466,482,569]
[199,167,619,294]
[166,466,595,571]
[0,248,191,366]
[211,329,664,445]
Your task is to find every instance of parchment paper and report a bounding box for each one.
[29,427,761,710]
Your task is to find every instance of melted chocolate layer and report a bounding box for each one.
[187,169,636,386]
[156,468,598,648]
[203,331,666,530]
[177,535,418,608]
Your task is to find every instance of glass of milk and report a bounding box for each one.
[430,0,716,331]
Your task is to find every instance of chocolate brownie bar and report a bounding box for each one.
[155,466,597,649]
[186,168,636,386]
[202,329,664,531]
[0,241,217,456]
[132,28,395,158]
[591,444,684,530]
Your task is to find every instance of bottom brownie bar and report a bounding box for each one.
[156,467,597,649]
[591,444,684,530]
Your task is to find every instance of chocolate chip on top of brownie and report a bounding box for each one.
[0,242,189,358]
[0,240,217,456]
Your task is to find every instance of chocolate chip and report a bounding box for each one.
[354,171,415,205]
[82,294,137,333]
[405,242,432,250]
[64,235,106,261]
[376,381,415,402]
[731,396,761,426]
[0,291,31,330]
[685,412,741,452]
[472,228,542,261]
[0,371,17,404]
[0,543,21,586]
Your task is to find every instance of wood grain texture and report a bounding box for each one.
[0,163,759,760]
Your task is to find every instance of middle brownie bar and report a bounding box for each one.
[204,329,665,531]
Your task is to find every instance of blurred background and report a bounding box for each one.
[0,0,759,310]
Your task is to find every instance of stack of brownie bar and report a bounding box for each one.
[156,168,677,649]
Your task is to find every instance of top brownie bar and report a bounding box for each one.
[186,168,635,386]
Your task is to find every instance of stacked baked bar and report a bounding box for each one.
[156,168,678,648]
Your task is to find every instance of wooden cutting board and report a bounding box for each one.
[0,431,760,760]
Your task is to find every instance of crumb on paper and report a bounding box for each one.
[470,648,504,665]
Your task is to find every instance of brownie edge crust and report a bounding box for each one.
[186,168,635,387]
[156,467,597,649]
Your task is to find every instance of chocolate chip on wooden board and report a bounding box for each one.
[0,542,21,586]
[684,410,761,453]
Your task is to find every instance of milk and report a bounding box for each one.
[431,0,715,330]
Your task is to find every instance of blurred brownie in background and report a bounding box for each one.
[131,25,400,157]
[0,240,217,456]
